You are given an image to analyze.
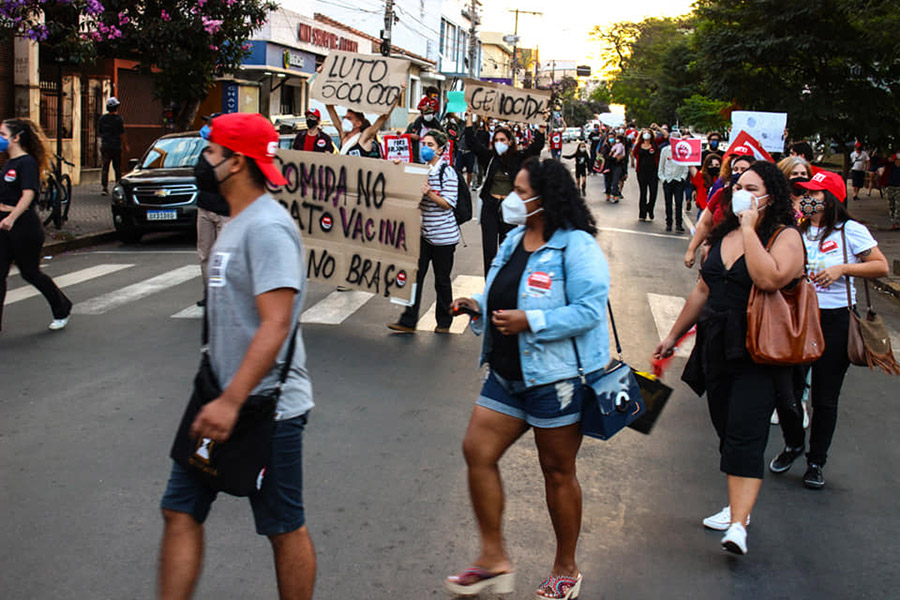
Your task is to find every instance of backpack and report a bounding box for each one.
[439,163,472,225]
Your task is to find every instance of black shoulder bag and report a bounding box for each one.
[170,316,299,496]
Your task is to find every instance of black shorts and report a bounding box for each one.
[575,165,587,178]
[456,152,476,173]
[851,170,865,188]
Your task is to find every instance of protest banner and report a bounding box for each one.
[463,78,551,125]
[731,111,787,154]
[310,50,410,115]
[382,134,413,163]
[269,150,427,301]
[671,138,702,166]
[725,130,775,163]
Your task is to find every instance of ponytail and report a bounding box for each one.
[3,118,51,179]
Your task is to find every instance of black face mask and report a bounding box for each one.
[306,119,319,130]
[194,154,230,194]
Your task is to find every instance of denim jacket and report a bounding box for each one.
[471,226,611,387]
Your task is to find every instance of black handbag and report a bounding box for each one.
[170,319,299,497]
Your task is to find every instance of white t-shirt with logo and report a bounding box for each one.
[804,220,877,309]
[850,150,869,172]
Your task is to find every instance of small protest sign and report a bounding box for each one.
[440,140,455,165]
[269,150,427,301]
[726,131,775,163]
[731,111,787,153]
[311,50,410,115]
[463,78,551,125]
[382,134,413,163]
[671,138,702,166]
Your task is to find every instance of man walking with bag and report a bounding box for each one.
[158,113,316,600]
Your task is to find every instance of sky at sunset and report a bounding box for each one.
[480,0,695,67]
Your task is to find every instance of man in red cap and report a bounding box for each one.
[291,107,336,154]
[406,95,444,162]
[159,113,316,599]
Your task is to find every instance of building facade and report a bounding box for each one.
[479,32,512,85]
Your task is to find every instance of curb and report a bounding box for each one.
[43,229,118,255]
[871,276,900,302]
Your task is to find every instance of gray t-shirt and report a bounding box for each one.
[207,194,313,420]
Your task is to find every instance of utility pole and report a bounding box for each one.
[507,9,542,87]
[467,0,480,78]
[380,0,394,57]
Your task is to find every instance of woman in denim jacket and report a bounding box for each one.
[446,158,610,600]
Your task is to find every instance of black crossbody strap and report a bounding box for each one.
[561,246,619,381]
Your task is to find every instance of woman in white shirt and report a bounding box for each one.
[768,171,888,489]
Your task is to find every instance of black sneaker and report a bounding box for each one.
[803,463,825,489]
[676,225,685,233]
[769,446,804,473]
[665,224,672,232]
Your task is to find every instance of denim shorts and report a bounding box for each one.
[161,413,309,536]
[477,370,586,428]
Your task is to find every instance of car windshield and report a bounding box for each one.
[140,137,206,169]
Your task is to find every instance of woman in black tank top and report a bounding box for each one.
[325,82,405,159]
[653,161,805,556]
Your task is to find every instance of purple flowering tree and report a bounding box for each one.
[101,0,275,130]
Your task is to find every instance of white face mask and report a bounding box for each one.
[424,113,435,122]
[731,189,769,215]
[643,133,652,140]
[494,141,509,156]
[501,192,542,225]
[341,118,355,133]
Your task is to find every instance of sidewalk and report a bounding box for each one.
[41,180,900,300]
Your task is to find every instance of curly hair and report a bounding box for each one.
[710,160,795,244]
[3,118,50,178]
[520,157,597,239]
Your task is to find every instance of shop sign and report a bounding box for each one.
[297,23,360,53]
[283,49,305,70]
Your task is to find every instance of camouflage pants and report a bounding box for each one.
[888,186,900,225]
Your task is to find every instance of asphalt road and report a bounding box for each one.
[2,147,900,599]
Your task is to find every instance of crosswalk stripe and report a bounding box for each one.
[301,290,375,325]
[647,292,695,357]
[171,305,204,319]
[9,266,19,277]
[5,264,134,306]
[73,265,200,315]
[417,275,485,334]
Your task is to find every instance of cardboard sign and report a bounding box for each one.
[671,138,702,166]
[463,78,551,125]
[311,50,410,115]
[731,111,787,153]
[383,134,413,163]
[269,150,427,300]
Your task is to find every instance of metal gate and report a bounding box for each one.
[80,79,105,167]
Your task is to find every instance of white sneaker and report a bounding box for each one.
[48,317,69,330]
[721,522,748,555]
[703,506,750,531]
[802,401,810,429]
[770,409,780,425]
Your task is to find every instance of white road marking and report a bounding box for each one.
[683,213,696,236]
[171,305,204,319]
[73,265,200,315]
[301,290,375,325]
[4,264,134,306]
[597,226,689,240]
[417,275,485,334]
[647,292,695,358]
[9,266,19,277]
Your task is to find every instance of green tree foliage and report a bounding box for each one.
[102,0,275,130]
[676,94,730,132]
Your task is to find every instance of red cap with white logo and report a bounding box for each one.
[795,170,847,203]
[208,113,287,186]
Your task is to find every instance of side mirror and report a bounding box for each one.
[127,158,139,172]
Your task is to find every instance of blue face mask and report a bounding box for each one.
[709,139,719,150]
[420,145,436,163]
[0,136,9,153]
[731,172,741,186]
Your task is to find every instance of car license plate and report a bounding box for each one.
[147,209,177,221]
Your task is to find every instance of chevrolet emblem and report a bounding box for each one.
[154,189,170,197]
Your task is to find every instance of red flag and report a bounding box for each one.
[725,130,774,163]
[671,138,702,165]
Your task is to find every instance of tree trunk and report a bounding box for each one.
[842,147,851,181]
[174,97,203,132]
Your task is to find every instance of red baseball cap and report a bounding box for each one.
[795,170,847,203]
[208,113,287,187]
[417,96,439,114]
[305,108,321,120]
[729,145,754,157]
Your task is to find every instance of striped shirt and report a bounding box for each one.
[421,162,459,246]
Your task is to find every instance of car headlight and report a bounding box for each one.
[112,185,126,204]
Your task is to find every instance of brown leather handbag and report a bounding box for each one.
[746,227,825,365]
[841,228,900,374]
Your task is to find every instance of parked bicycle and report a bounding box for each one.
[36,152,73,230]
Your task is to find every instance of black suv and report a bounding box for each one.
[111,132,205,243]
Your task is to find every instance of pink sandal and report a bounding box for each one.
[445,567,515,596]
[536,572,582,599]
